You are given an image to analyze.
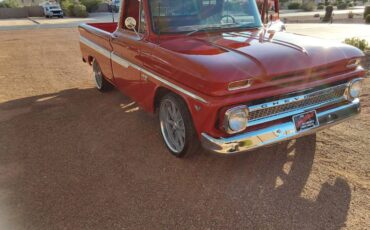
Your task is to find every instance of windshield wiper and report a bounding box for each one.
[185,23,253,36]
[186,25,223,36]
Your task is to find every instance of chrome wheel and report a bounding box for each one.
[93,61,103,90]
[159,99,186,153]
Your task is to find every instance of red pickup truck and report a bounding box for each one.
[79,0,366,157]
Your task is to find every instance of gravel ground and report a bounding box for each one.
[0,28,369,230]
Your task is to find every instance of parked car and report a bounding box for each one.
[78,0,366,157]
[42,3,64,18]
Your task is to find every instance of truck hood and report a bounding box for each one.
[155,29,364,97]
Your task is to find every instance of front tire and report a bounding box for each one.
[92,59,113,92]
[159,93,200,157]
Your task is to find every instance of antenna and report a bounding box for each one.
[157,1,161,44]
[111,1,115,23]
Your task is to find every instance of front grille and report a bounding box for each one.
[248,84,347,121]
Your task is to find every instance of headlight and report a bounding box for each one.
[224,106,249,134]
[346,78,363,100]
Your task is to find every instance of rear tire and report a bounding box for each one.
[92,59,113,92]
[159,93,200,158]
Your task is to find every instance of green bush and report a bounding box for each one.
[80,0,102,13]
[348,3,353,6]
[61,0,73,16]
[61,0,88,17]
[337,2,348,9]
[0,0,20,8]
[344,37,369,51]
[301,2,315,11]
[317,5,324,9]
[288,2,301,9]
[364,6,370,19]
[73,3,88,17]
[366,14,370,24]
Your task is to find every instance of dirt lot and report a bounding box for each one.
[0,28,369,230]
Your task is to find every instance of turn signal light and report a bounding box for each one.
[346,58,361,69]
[228,79,252,91]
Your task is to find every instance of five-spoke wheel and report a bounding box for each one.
[159,93,199,157]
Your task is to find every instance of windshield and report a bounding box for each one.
[149,0,262,34]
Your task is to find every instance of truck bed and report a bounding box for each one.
[84,22,117,34]
[78,22,118,80]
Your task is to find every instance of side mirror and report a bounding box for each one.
[124,17,142,39]
[125,17,137,30]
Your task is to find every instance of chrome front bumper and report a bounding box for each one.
[201,99,360,154]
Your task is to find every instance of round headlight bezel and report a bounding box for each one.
[224,106,249,134]
[346,78,363,101]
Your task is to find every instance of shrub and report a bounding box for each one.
[322,5,334,22]
[0,0,20,8]
[73,3,88,17]
[80,0,102,13]
[337,2,348,9]
[364,6,370,19]
[301,2,315,11]
[317,5,324,9]
[366,14,370,24]
[348,3,353,6]
[344,37,369,51]
[288,2,301,9]
[61,0,73,16]
[348,11,354,18]
[61,0,88,17]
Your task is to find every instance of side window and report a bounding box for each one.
[139,2,147,34]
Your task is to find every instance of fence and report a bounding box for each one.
[0,6,44,19]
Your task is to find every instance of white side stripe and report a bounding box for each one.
[79,35,208,104]
[79,36,111,59]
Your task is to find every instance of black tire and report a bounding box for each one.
[92,59,113,92]
[158,93,200,158]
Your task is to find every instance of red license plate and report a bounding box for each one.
[293,110,319,132]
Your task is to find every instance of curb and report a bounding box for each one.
[27,17,40,25]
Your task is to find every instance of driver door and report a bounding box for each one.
[111,0,144,103]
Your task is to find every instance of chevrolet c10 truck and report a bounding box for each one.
[78,0,366,157]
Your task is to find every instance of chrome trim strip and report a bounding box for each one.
[79,36,111,59]
[201,99,360,154]
[80,36,208,104]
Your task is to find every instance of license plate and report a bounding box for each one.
[293,110,319,132]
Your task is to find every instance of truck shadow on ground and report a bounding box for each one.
[0,88,350,229]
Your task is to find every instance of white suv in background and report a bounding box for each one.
[42,3,64,18]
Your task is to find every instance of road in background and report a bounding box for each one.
[287,23,370,43]
[0,13,119,30]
